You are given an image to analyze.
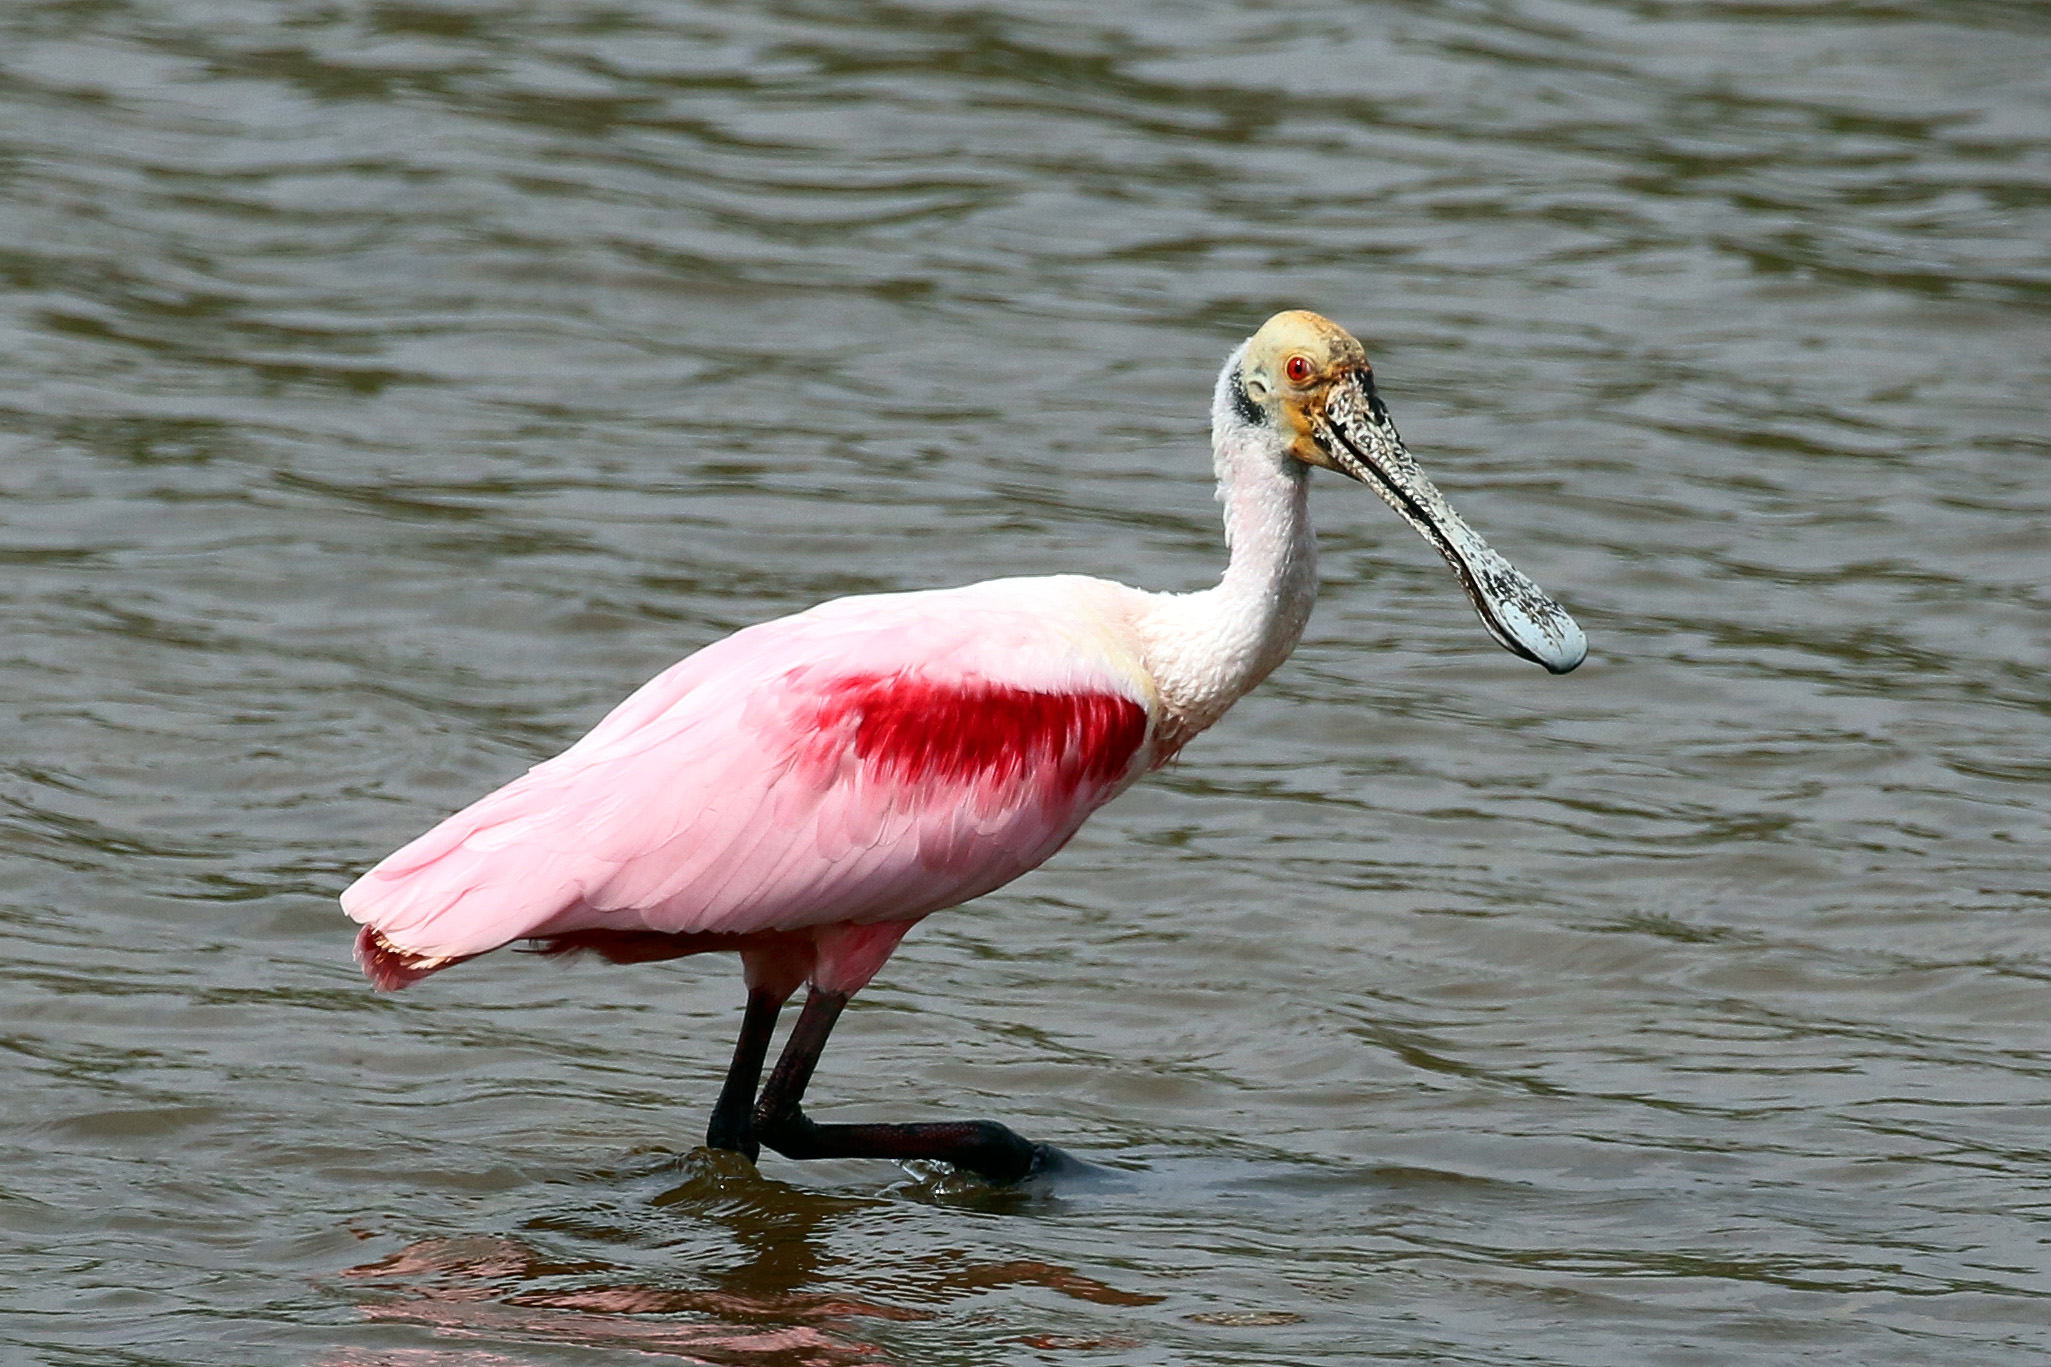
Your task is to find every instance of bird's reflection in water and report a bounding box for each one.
[332,1149,1156,1365]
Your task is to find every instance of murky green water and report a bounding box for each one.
[4,2,2049,1363]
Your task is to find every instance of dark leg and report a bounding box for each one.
[752,987,1056,1184]
[705,988,784,1160]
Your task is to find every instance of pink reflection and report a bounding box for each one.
[331,1155,1161,1364]
[338,1234,902,1366]
[320,1351,551,1367]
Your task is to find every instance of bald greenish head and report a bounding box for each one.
[1233,310,1586,674]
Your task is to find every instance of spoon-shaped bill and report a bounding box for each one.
[1315,373,1586,674]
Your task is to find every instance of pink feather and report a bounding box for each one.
[342,582,1154,990]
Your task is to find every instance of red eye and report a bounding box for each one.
[1284,355,1314,385]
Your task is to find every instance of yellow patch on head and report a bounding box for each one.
[1238,311,1373,468]
[1247,310,1368,381]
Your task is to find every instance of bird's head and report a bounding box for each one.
[1222,309,1587,675]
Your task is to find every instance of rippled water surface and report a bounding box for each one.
[5,2,2050,1363]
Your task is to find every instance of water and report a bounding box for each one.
[3,1,2049,1363]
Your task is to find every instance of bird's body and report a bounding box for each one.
[345,310,1584,1182]
[349,576,1162,990]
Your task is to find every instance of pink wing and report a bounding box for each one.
[341,582,1153,970]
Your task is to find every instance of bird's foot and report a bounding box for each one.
[1023,1142,1087,1180]
[704,1112,760,1163]
[755,1109,1064,1185]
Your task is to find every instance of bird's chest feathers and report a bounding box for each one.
[1136,574,1316,759]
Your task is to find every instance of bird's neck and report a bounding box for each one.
[1138,417,1319,755]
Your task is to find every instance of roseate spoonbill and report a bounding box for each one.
[344,310,1584,1183]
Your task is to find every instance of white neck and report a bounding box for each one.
[1136,345,1319,754]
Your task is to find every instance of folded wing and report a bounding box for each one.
[341,582,1154,971]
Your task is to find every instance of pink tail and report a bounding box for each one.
[355,925,475,992]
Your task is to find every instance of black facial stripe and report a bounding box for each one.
[1361,375,1396,434]
[1231,370,1266,427]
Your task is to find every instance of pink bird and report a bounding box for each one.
[344,311,1585,1182]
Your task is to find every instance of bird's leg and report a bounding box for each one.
[751,986,1054,1184]
[704,987,784,1160]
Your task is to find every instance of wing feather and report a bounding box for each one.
[342,580,1154,965]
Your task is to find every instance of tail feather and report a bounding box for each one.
[355,924,475,991]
